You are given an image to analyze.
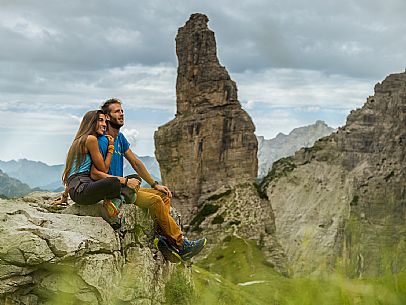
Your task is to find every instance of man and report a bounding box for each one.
[91,98,206,261]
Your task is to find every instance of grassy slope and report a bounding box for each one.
[192,236,406,305]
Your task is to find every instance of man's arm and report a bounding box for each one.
[124,148,172,197]
[124,148,155,185]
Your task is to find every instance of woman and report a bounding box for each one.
[57,110,139,212]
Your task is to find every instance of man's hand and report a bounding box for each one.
[155,184,172,198]
[127,178,141,192]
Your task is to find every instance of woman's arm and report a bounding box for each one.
[86,135,114,173]
[90,165,140,190]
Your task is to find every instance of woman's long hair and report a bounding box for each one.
[62,110,103,184]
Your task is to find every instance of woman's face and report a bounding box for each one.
[96,113,107,135]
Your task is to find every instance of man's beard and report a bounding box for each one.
[109,120,123,129]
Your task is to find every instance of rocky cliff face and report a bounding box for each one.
[155,14,258,222]
[0,192,191,305]
[257,120,335,178]
[263,71,406,277]
[187,184,288,275]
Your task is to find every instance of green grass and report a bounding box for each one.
[193,236,406,305]
[165,264,195,305]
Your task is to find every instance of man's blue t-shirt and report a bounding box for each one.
[98,132,130,177]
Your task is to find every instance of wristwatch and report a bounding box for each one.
[150,180,159,189]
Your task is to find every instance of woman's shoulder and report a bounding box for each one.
[86,135,98,143]
[86,135,108,146]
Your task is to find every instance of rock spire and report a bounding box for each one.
[154,14,258,221]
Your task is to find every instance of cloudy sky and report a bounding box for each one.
[1,0,405,165]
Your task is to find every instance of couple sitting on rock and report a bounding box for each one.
[58,98,206,262]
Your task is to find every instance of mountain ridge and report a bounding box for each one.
[257,120,335,178]
[0,156,161,191]
[0,169,36,198]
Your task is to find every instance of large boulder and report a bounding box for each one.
[0,192,192,305]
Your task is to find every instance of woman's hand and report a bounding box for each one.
[106,135,115,146]
[127,178,141,192]
[52,193,68,206]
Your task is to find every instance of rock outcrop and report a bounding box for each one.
[262,71,406,277]
[188,184,288,275]
[155,14,258,222]
[257,120,335,178]
[0,192,192,305]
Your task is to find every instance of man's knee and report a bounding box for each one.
[149,194,165,208]
[161,193,169,202]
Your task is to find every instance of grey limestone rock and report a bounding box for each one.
[188,184,288,275]
[155,13,258,223]
[0,192,191,305]
[263,71,406,277]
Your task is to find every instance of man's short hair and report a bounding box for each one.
[101,98,121,114]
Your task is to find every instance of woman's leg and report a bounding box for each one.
[69,176,121,205]
[135,188,184,247]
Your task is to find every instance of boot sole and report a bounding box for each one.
[154,237,182,263]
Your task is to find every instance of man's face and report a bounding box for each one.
[107,103,124,128]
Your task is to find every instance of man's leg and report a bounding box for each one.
[135,188,184,247]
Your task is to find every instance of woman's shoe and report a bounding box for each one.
[104,196,123,217]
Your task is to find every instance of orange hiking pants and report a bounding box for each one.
[135,188,184,247]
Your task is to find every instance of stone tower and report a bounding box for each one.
[154,14,258,221]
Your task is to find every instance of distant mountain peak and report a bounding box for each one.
[257,121,335,178]
[0,168,33,198]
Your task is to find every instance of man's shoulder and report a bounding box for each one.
[118,132,130,145]
[118,132,127,140]
[97,135,108,146]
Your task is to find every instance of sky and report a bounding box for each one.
[1,0,405,165]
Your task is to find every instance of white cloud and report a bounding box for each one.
[0,111,77,135]
[253,109,303,139]
[122,128,139,144]
[105,28,141,45]
[1,15,60,40]
[0,64,177,112]
[234,68,375,110]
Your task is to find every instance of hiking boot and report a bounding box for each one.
[154,235,181,263]
[179,237,207,260]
